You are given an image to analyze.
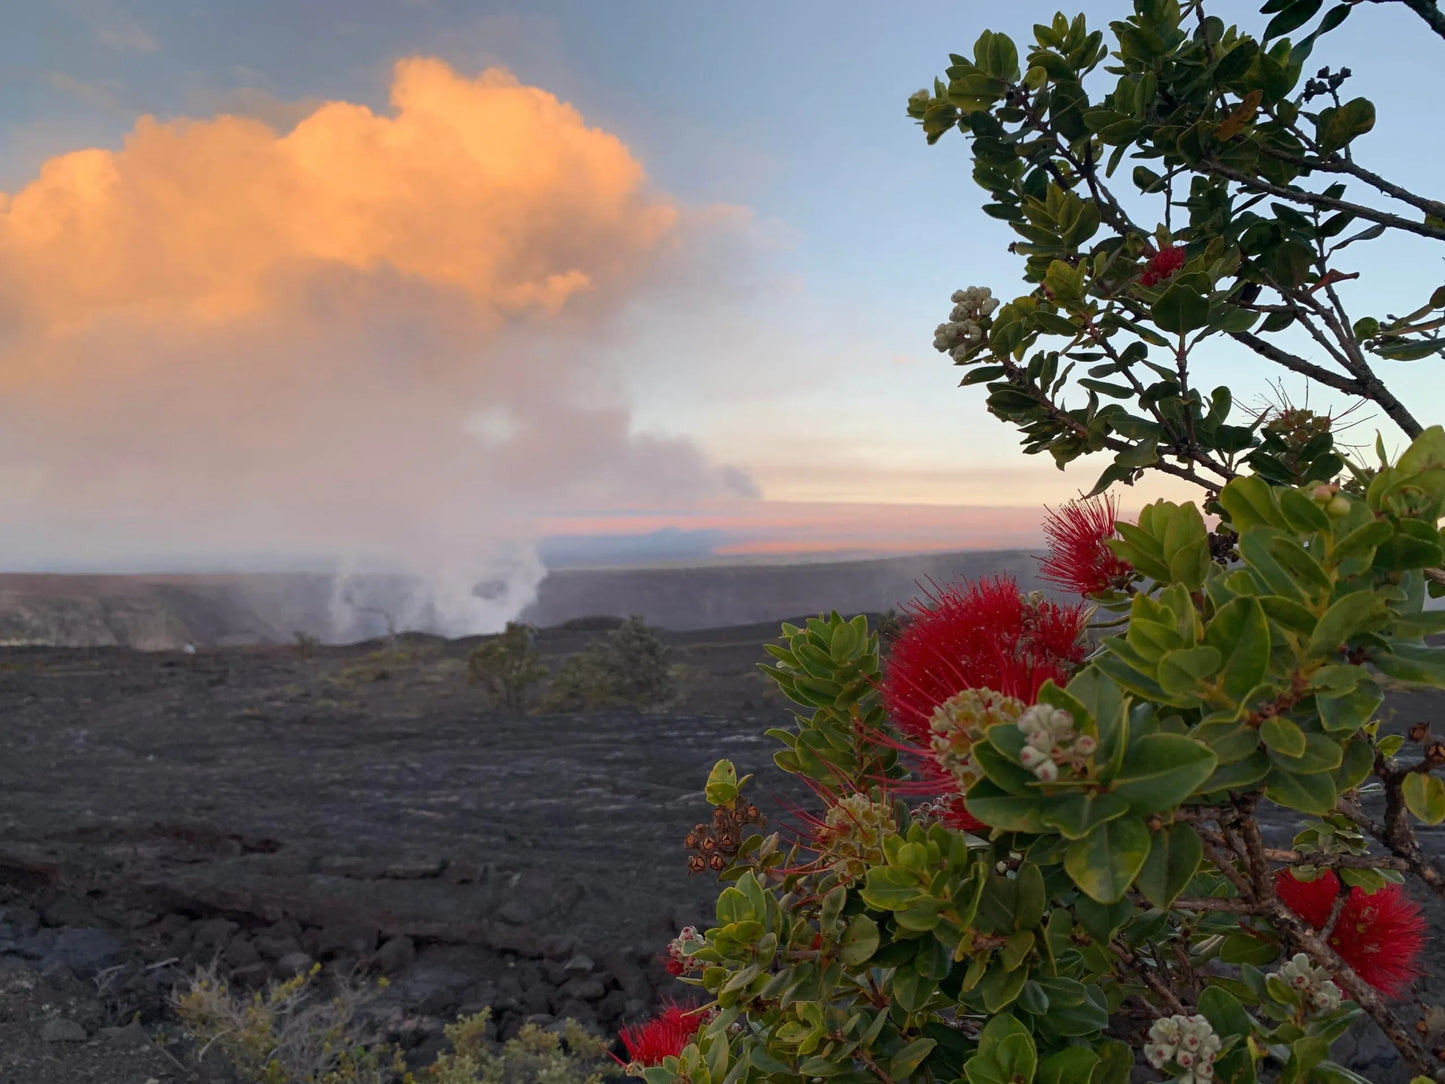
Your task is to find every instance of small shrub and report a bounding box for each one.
[467,622,548,712]
[422,1008,611,1084]
[173,967,611,1084]
[293,631,321,660]
[543,616,672,711]
[172,962,403,1084]
[332,644,436,687]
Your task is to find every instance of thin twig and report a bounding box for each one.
[1205,160,1445,242]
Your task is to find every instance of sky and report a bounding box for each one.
[1,0,1442,592]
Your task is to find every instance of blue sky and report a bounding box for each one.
[0,0,1442,571]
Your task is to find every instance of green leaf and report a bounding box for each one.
[1040,790,1131,840]
[1073,895,1133,943]
[1335,736,1374,790]
[1269,731,1343,774]
[1265,0,1323,39]
[966,779,1048,833]
[1158,645,1222,700]
[1402,772,1445,825]
[1332,520,1392,564]
[1307,593,1390,658]
[839,912,880,965]
[1265,767,1338,815]
[1260,715,1307,757]
[1267,536,1333,596]
[860,867,920,910]
[1317,96,1376,154]
[1396,424,1445,475]
[1152,281,1210,334]
[1261,595,1318,634]
[996,1032,1037,1083]
[1137,822,1204,908]
[974,29,1020,80]
[1014,862,1047,931]
[704,759,741,806]
[1064,816,1151,903]
[1278,488,1332,533]
[1067,666,1126,749]
[892,962,937,1013]
[888,1038,938,1081]
[1198,985,1254,1041]
[1318,677,1382,732]
[1111,734,1218,814]
[1372,643,1445,688]
[1040,1048,1100,1084]
[978,963,1028,1013]
[1219,476,1284,532]
[1204,597,1271,704]
[1202,750,1271,793]
[1091,1040,1135,1084]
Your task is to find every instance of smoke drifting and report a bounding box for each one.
[0,59,757,636]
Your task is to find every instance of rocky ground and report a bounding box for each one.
[0,622,808,1083]
[0,621,1442,1083]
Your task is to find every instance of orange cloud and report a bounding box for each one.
[0,59,753,633]
[0,59,676,344]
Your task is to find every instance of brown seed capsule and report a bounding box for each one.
[1409,722,1431,743]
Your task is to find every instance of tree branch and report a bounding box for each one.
[1228,331,1365,394]
[1205,161,1445,242]
[1256,143,1445,220]
[1267,899,1440,1078]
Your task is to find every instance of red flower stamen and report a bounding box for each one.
[1038,494,1133,597]
[615,1003,704,1067]
[1275,870,1428,999]
[881,575,1088,744]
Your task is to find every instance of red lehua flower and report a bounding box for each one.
[881,576,1088,743]
[1038,494,1133,597]
[1140,245,1186,287]
[615,1003,703,1067]
[1275,870,1428,999]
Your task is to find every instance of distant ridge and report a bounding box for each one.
[519,548,1045,632]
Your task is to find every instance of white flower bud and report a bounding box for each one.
[1033,760,1059,783]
